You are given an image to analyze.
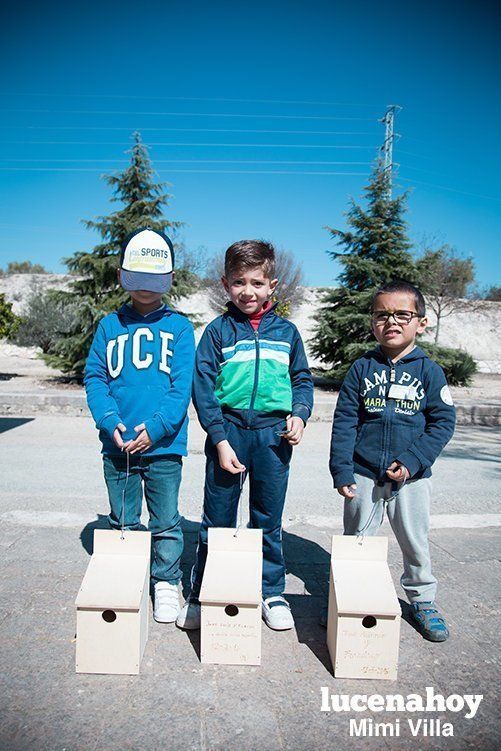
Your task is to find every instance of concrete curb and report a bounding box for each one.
[0,390,500,426]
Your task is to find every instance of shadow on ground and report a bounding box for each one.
[0,416,34,433]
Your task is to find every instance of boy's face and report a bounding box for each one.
[371,291,428,353]
[222,266,278,315]
[117,269,164,308]
[129,289,164,306]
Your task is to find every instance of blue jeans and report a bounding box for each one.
[102,454,183,585]
[190,421,292,600]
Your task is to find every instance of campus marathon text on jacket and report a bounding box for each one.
[193,301,314,445]
[84,303,195,456]
[330,346,456,487]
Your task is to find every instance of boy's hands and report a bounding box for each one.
[113,423,129,450]
[283,415,305,445]
[125,423,153,455]
[337,484,357,499]
[216,439,246,474]
[386,461,410,482]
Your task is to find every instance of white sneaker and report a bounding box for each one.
[176,599,201,630]
[153,582,181,623]
[262,596,295,631]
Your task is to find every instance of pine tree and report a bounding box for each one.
[46,132,189,376]
[311,162,418,379]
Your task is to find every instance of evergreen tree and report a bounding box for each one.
[46,132,191,376]
[311,162,418,379]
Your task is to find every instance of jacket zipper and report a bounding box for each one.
[247,329,260,427]
[240,303,275,428]
[381,361,397,477]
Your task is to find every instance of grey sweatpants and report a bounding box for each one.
[343,473,437,603]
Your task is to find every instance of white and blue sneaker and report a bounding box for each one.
[262,596,294,630]
[153,582,181,623]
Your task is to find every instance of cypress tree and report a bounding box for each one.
[311,162,418,379]
[46,132,189,376]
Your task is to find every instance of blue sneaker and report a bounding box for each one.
[409,602,449,642]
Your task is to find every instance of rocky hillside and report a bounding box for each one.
[1,274,500,373]
[0,273,75,314]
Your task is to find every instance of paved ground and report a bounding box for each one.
[1,415,500,751]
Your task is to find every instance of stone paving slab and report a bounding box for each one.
[1,518,500,751]
[1,413,499,750]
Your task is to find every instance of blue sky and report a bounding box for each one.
[1,0,499,288]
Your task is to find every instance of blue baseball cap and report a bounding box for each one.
[119,228,175,293]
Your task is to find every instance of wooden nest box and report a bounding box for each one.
[75,529,151,675]
[326,535,401,681]
[200,528,263,666]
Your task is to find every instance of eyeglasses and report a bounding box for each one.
[371,310,422,325]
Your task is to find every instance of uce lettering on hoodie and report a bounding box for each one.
[84,303,195,456]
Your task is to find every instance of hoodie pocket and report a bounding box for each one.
[355,420,383,473]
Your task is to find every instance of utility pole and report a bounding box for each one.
[379,104,401,200]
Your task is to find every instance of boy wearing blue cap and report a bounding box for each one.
[84,228,195,623]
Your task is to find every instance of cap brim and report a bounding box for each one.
[121,270,172,293]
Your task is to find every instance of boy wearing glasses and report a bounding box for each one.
[329,280,455,641]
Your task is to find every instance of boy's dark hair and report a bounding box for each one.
[371,280,426,317]
[224,240,276,279]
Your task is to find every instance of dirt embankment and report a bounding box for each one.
[1,275,500,374]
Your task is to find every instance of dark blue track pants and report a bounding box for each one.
[190,420,292,600]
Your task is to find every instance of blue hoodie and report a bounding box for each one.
[84,303,195,456]
[330,346,456,487]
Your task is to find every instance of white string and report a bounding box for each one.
[356,478,407,545]
[120,450,130,540]
[233,470,247,538]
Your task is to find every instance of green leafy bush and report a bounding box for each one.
[313,340,477,388]
[419,342,477,386]
[15,285,78,353]
[0,294,19,338]
[5,260,48,274]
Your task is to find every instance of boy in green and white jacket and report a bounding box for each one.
[177,240,314,631]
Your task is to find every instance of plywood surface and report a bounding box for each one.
[331,559,400,616]
[93,529,151,557]
[331,534,388,562]
[208,527,262,553]
[75,554,149,610]
[201,551,262,605]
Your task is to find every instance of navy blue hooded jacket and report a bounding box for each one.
[84,303,195,456]
[329,346,456,487]
[193,302,314,446]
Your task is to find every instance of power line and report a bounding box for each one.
[0,92,382,108]
[0,158,372,165]
[398,176,501,203]
[0,125,375,136]
[399,149,434,161]
[0,167,368,175]
[0,108,376,121]
[400,163,470,180]
[1,140,377,149]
